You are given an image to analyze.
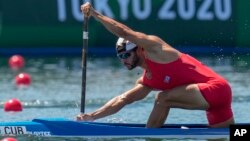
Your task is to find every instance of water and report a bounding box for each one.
[0,54,250,141]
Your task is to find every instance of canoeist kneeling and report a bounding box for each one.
[77,2,235,128]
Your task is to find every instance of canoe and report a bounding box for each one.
[0,118,229,139]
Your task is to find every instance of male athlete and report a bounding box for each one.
[77,2,234,128]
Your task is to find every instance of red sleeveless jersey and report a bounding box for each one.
[142,53,226,90]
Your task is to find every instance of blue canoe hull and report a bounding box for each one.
[0,118,229,139]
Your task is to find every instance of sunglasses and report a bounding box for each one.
[117,52,131,59]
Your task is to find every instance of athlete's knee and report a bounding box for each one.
[157,90,174,100]
[155,91,171,107]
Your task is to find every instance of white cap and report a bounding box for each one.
[116,38,137,53]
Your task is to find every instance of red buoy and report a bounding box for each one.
[15,73,32,86]
[8,55,25,70]
[4,98,23,112]
[1,137,17,141]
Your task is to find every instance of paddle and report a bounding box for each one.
[80,14,89,113]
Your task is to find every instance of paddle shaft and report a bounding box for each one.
[81,15,89,113]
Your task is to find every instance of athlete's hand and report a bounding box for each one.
[81,2,93,17]
[76,113,95,121]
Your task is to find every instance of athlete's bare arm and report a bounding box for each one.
[82,3,164,51]
[76,84,152,121]
[81,2,180,63]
